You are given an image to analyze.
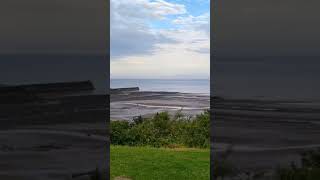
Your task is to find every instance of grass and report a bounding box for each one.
[110,145,210,180]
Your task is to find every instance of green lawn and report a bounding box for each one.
[110,146,210,180]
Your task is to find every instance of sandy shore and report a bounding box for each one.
[0,89,209,179]
[112,90,320,174]
[212,97,320,175]
[2,88,320,179]
[0,94,108,180]
[0,127,108,180]
[111,91,210,120]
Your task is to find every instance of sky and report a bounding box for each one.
[216,0,320,57]
[213,0,320,100]
[0,0,108,91]
[110,0,210,79]
[0,0,106,55]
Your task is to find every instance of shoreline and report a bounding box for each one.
[111,90,210,121]
[1,85,320,178]
[212,96,320,172]
[0,127,108,180]
[0,90,108,180]
[110,89,320,174]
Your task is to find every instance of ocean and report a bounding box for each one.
[213,56,320,101]
[110,79,210,95]
[0,54,108,94]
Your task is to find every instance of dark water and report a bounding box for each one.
[111,79,210,95]
[0,54,108,94]
[213,56,320,101]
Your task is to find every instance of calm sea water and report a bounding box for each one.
[111,79,210,95]
[214,56,320,101]
[0,54,107,94]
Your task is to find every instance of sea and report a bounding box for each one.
[213,56,320,101]
[3,54,319,100]
[110,79,210,95]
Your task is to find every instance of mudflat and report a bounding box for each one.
[111,91,210,120]
[212,97,320,173]
[111,90,320,172]
[0,94,108,180]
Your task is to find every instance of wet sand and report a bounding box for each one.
[0,127,108,180]
[111,91,210,120]
[0,94,108,180]
[2,88,320,179]
[0,123,110,180]
[111,90,320,174]
[0,89,209,179]
[212,97,320,175]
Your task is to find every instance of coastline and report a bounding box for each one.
[2,84,320,178]
[212,96,320,173]
[111,88,320,174]
[110,89,210,121]
[0,82,108,180]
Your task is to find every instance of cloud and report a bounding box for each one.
[217,0,320,56]
[172,13,210,33]
[169,13,210,54]
[112,0,186,21]
[0,0,106,54]
[111,26,176,58]
[111,44,210,79]
[191,48,210,54]
[111,0,210,79]
[111,28,210,79]
[111,0,186,58]
[145,0,187,18]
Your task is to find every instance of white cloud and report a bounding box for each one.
[112,0,186,21]
[144,0,187,18]
[111,0,210,79]
[111,28,210,79]
[111,46,210,79]
[159,28,209,53]
[111,0,186,57]
[172,13,210,33]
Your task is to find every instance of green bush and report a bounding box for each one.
[110,120,132,145]
[110,110,210,148]
[182,111,210,148]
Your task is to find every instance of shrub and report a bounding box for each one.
[182,110,210,148]
[110,120,132,145]
[110,111,210,148]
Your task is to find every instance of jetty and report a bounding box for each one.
[110,87,139,94]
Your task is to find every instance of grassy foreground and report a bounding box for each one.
[110,145,210,180]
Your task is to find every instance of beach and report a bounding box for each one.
[111,90,210,121]
[0,129,107,180]
[212,97,320,176]
[111,87,320,175]
[2,83,320,179]
[0,83,108,180]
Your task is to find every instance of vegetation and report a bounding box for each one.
[110,145,210,180]
[110,110,320,180]
[275,149,320,180]
[110,110,210,179]
[111,110,210,148]
[212,148,320,180]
